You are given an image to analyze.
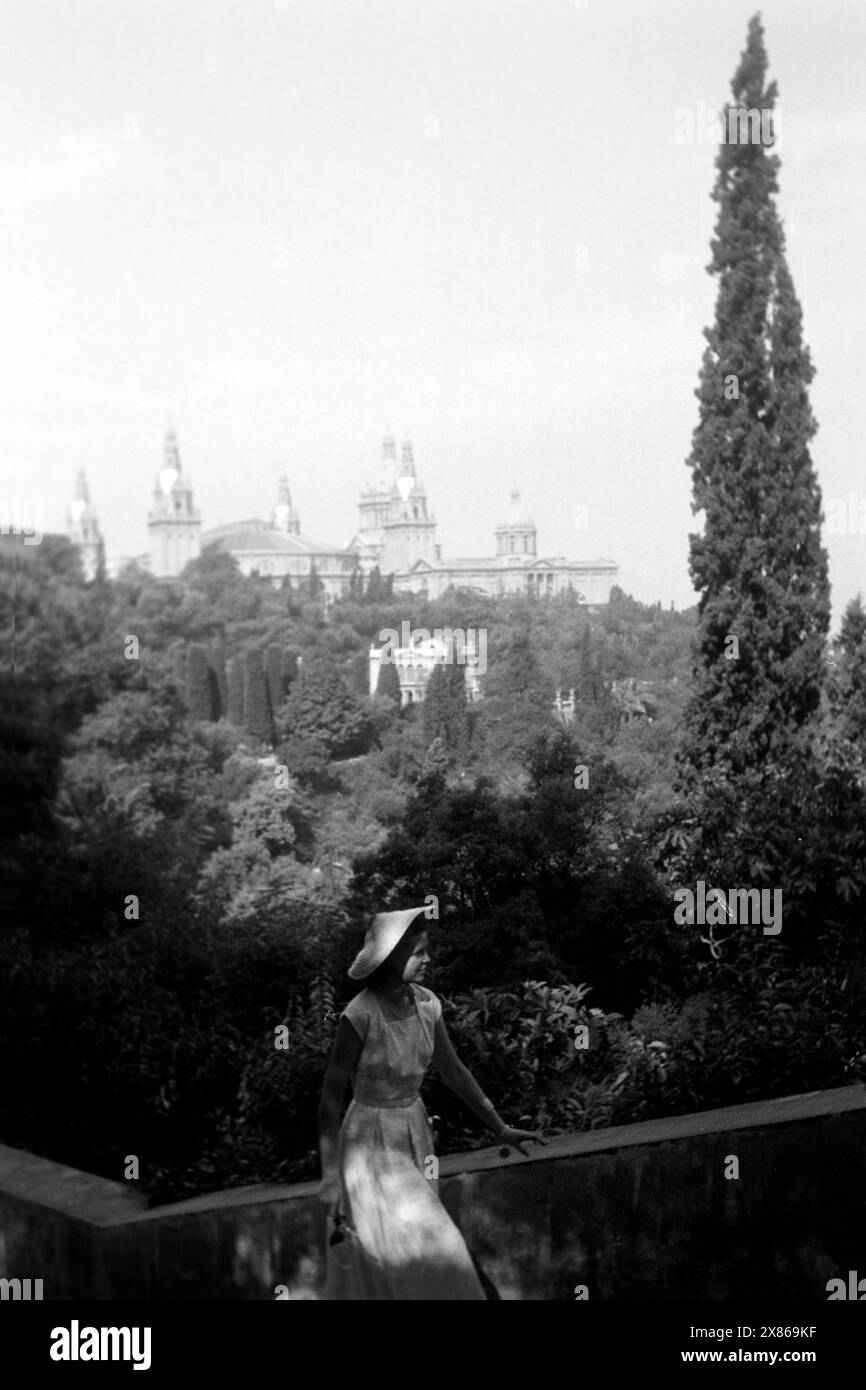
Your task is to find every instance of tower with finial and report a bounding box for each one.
[495,484,537,559]
[147,425,202,577]
[381,433,437,572]
[272,475,301,533]
[357,429,397,543]
[67,469,104,581]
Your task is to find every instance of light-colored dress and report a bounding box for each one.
[323,983,487,1300]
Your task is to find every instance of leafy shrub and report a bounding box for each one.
[425,981,597,1150]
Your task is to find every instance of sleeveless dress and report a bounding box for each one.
[323,983,486,1300]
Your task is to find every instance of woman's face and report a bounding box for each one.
[399,930,431,985]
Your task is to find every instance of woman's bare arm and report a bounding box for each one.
[318,1017,363,1178]
[432,1016,546,1155]
[432,1016,509,1134]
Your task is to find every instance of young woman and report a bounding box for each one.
[318,905,544,1300]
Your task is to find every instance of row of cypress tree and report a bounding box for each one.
[181,640,300,742]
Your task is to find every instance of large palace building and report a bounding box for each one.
[68,428,618,604]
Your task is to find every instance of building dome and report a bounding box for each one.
[498,485,534,531]
[494,486,537,558]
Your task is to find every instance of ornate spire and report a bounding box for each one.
[395,435,420,503]
[273,473,301,533]
[164,425,182,474]
[73,468,91,509]
[400,436,415,476]
[67,468,103,579]
[372,428,397,492]
[69,468,95,526]
[157,424,184,497]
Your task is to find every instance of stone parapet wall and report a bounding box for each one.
[1,1085,864,1300]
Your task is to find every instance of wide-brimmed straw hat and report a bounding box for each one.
[347,906,429,980]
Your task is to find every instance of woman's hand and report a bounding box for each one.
[497,1126,547,1157]
[317,1171,342,1211]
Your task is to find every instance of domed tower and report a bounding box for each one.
[272,474,301,533]
[495,485,537,560]
[147,426,202,577]
[67,469,104,581]
[381,435,437,573]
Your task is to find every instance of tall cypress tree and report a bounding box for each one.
[829,596,866,747]
[423,664,449,739]
[284,647,300,689]
[226,655,244,726]
[243,649,274,744]
[210,636,228,717]
[365,566,384,604]
[170,640,188,691]
[266,643,285,713]
[186,644,217,721]
[94,535,107,587]
[445,660,470,751]
[348,561,364,602]
[681,14,829,782]
[307,561,324,600]
[577,626,596,703]
[376,657,402,704]
[423,661,470,757]
[479,627,554,764]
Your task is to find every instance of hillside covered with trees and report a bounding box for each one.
[2,18,865,1207]
[1,522,864,1202]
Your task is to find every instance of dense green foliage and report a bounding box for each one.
[1,25,864,1207]
[2,524,863,1205]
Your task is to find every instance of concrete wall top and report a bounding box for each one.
[0,1144,145,1227]
[2,1083,864,1231]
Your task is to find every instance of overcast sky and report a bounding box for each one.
[1,0,864,620]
